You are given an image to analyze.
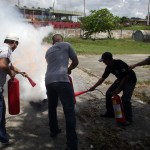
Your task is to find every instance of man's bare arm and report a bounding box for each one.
[0,58,15,78]
[129,57,150,69]
[89,77,105,91]
[10,64,20,73]
[68,56,79,74]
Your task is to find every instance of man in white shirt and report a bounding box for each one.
[0,33,26,146]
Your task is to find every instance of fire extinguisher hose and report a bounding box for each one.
[95,89,105,96]
[74,89,105,97]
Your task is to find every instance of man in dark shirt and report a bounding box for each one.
[89,52,137,125]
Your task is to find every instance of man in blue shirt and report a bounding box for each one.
[45,34,79,150]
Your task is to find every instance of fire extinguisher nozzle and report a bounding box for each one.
[27,77,36,87]
[74,90,89,96]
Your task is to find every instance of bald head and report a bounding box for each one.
[52,34,63,44]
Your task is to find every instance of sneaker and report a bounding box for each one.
[50,129,61,137]
[100,113,114,118]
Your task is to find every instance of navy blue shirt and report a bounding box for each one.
[102,59,137,83]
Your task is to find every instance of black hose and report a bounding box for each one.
[95,89,105,96]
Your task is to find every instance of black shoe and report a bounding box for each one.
[50,129,61,137]
[100,113,114,118]
[0,139,15,148]
[65,148,71,150]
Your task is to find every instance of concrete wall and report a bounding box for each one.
[53,29,81,38]
[53,29,134,39]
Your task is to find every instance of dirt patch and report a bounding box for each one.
[73,68,150,150]
[3,54,150,150]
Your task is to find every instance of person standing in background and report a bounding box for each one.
[45,34,79,150]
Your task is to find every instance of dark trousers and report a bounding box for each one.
[105,80,136,122]
[46,82,78,150]
[0,91,9,143]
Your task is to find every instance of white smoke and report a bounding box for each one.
[0,1,53,101]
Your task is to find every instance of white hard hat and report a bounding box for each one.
[5,33,19,42]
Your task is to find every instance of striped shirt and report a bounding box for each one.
[0,43,12,87]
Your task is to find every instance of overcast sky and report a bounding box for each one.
[8,0,149,19]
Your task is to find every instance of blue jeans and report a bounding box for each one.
[46,82,78,150]
[0,90,9,143]
[106,80,136,122]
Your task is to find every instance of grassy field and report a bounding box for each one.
[122,25,150,30]
[64,38,150,54]
[45,34,150,54]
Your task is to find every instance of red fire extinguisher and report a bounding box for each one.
[112,94,126,123]
[8,78,20,115]
[68,75,76,104]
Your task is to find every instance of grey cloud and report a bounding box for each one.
[8,0,149,18]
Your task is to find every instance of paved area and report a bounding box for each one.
[74,54,150,149]
[77,54,150,81]
[2,54,150,150]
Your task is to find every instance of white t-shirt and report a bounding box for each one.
[0,43,12,87]
[45,42,77,85]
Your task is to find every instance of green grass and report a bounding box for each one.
[65,38,150,54]
[121,25,150,30]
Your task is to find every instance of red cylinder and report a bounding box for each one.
[112,95,126,123]
[8,78,20,115]
[68,76,76,104]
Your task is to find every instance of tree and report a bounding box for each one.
[81,8,120,39]
[120,16,129,23]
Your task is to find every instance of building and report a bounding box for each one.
[17,6,83,28]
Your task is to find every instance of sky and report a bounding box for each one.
[7,0,150,19]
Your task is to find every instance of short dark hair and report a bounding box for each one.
[4,39,15,44]
[52,34,63,42]
[4,39,19,45]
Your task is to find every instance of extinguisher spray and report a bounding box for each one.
[112,94,126,123]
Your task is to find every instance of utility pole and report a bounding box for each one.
[84,0,86,17]
[53,0,55,12]
[147,0,150,25]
